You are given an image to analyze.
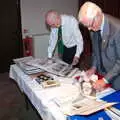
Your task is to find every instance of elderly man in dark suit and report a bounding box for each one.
[78,1,120,90]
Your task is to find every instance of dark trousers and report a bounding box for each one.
[62,45,76,64]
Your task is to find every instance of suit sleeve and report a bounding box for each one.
[72,18,83,58]
[105,33,120,82]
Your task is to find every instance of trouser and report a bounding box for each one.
[62,45,76,64]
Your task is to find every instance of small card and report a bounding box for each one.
[42,80,60,88]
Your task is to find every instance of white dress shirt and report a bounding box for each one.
[48,14,83,58]
[100,14,105,36]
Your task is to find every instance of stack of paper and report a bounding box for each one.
[13,56,44,74]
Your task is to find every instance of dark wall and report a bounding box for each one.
[83,0,120,18]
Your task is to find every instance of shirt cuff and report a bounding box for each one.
[103,78,109,84]
[75,53,80,58]
[48,53,52,58]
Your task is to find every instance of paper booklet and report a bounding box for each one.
[13,56,44,74]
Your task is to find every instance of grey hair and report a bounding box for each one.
[78,1,102,22]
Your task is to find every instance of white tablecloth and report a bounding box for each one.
[9,64,81,120]
[9,64,116,120]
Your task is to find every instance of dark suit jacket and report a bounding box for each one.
[90,14,120,90]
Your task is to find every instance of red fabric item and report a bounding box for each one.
[75,76,80,81]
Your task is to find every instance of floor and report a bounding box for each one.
[0,72,42,120]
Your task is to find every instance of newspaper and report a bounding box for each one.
[26,57,79,77]
[50,80,116,116]
[60,96,116,116]
[51,72,116,116]
[13,56,44,74]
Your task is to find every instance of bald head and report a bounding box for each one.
[78,1,103,31]
[45,10,61,28]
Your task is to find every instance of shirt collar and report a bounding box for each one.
[100,14,104,35]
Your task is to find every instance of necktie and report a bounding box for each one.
[93,30,106,74]
[57,26,64,55]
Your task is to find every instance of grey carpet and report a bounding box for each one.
[0,72,42,120]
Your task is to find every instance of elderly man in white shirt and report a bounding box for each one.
[45,10,83,66]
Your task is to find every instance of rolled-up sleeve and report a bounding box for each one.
[73,18,83,57]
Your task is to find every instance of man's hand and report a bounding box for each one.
[86,67,96,77]
[92,79,106,91]
[72,56,79,66]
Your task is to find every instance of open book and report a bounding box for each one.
[26,57,79,77]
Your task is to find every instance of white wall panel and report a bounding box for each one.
[21,0,78,57]
[33,34,49,58]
